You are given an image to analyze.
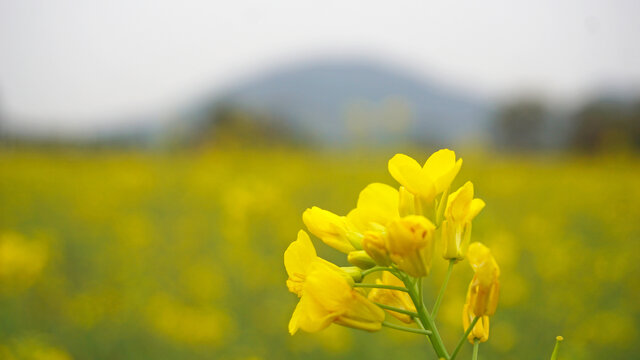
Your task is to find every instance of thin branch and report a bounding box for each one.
[382,321,432,335]
[450,316,480,360]
[374,302,419,317]
[472,341,480,360]
[361,266,397,277]
[432,259,455,319]
[353,283,409,292]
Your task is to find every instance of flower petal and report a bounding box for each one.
[354,183,399,227]
[424,149,462,193]
[466,198,486,223]
[303,207,355,253]
[284,230,317,279]
[388,154,423,194]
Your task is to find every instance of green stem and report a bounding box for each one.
[382,321,432,335]
[374,302,419,317]
[472,341,479,360]
[450,316,480,360]
[361,266,397,277]
[432,260,455,319]
[398,273,450,359]
[550,336,563,360]
[352,283,409,292]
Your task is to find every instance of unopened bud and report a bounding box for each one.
[347,250,376,270]
[340,266,363,283]
[362,231,391,266]
[386,215,436,277]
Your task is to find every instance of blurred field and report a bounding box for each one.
[0,148,639,360]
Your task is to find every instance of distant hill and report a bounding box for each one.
[182,58,493,145]
[2,58,494,146]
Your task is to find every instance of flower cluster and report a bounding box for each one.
[284,149,499,359]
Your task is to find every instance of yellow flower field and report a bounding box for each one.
[0,148,638,359]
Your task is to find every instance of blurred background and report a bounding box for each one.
[1,1,639,359]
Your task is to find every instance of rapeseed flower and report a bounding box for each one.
[303,183,400,254]
[465,242,500,317]
[441,181,485,260]
[284,230,344,296]
[462,242,500,343]
[347,183,399,232]
[361,230,391,266]
[288,261,385,334]
[385,215,436,277]
[303,207,360,253]
[388,149,462,203]
[462,303,490,343]
[285,149,520,358]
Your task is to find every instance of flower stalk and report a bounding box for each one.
[399,272,450,359]
[374,302,419,317]
[472,341,480,360]
[432,259,455,319]
[450,316,480,360]
[381,321,432,335]
[353,283,409,292]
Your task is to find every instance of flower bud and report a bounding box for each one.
[441,182,485,260]
[347,250,376,270]
[550,336,564,360]
[462,303,490,343]
[463,242,500,321]
[362,231,391,266]
[385,215,436,277]
[340,266,363,282]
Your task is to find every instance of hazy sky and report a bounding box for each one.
[1,0,639,133]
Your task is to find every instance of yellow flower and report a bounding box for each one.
[284,230,343,296]
[362,230,391,266]
[385,215,436,277]
[285,231,381,334]
[303,207,360,253]
[441,181,486,260]
[462,303,490,343]
[303,183,399,254]
[388,149,462,203]
[464,242,500,321]
[368,272,416,323]
[288,261,385,335]
[347,183,400,233]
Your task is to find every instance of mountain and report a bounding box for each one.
[184,58,493,144]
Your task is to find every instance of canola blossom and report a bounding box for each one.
[442,181,486,260]
[465,242,500,318]
[385,215,436,277]
[302,207,359,253]
[288,261,385,335]
[388,149,462,203]
[285,149,563,360]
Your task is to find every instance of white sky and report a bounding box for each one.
[1,0,639,133]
